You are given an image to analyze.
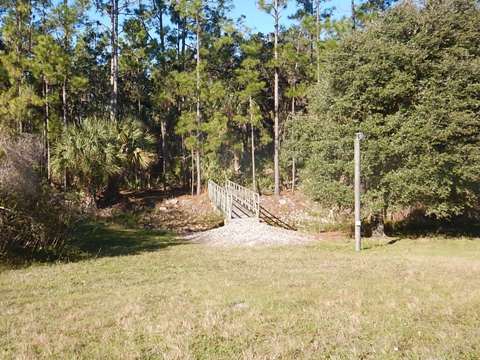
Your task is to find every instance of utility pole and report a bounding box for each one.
[354,132,364,252]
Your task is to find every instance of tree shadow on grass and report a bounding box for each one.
[65,221,187,262]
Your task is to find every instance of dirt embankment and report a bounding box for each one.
[96,191,223,234]
[95,189,347,242]
[145,193,224,234]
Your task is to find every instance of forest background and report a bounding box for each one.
[0,0,479,257]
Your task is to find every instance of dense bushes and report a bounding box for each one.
[52,118,156,205]
[0,189,74,258]
[285,0,480,220]
[0,135,74,259]
[0,118,156,260]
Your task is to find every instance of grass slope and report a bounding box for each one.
[1,224,480,359]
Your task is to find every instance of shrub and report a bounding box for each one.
[286,0,480,219]
[0,189,74,259]
[0,134,74,260]
[52,117,156,205]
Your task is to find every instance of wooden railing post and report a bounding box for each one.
[208,179,266,223]
[226,192,231,223]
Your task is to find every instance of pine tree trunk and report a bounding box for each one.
[110,0,119,122]
[195,17,202,195]
[176,22,180,58]
[160,119,167,177]
[15,2,22,133]
[18,84,22,133]
[191,148,195,196]
[291,96,296,192]
[62,79,67,126]
[351,0,356,30]
[181,18,187,70]
[62,0,68,127]
[158,3,167,184]
[292,156,296,192]
[250,97,256,192]
[181,134,187,189]
[62,0,70,190]
[180,98,187,189]
[196,149,201,195]
[62,77,68,190]
[43,78,51,182]
[316,0,321,84]
[158,5,165,57]
[273,0,280,196]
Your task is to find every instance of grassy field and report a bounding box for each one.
[1,223,480,359]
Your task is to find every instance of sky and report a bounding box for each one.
[230,0,353,33]
[85,0,354,38]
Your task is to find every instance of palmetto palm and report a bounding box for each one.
[52,118,155,203]
[117,120,156,172]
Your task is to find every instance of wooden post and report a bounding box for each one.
[227,193,232,223]
[355,132,364,252]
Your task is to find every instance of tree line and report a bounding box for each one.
[0,0,364,201]
[1,0,479,229]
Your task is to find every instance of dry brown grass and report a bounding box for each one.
[1,225,480,359]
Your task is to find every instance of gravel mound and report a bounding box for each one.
[185,218,313,247]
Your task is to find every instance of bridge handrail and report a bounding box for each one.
[208,180,230,217]
[209,180,296,230]
[225,180,260,218]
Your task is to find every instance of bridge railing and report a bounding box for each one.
[208,180,230,217]
[225,180,260,218]
[208,179,296,230]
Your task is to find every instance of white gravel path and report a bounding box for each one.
[185,218,313,247]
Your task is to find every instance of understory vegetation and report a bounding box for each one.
[1,0,479,255]
[53,118,156,205]
[0,134,75,260]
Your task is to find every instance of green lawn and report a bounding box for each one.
[1,224,480,359]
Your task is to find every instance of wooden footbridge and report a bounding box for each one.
[207,180,296,230]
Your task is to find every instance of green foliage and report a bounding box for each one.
[289,0,480,218]
[356,0,399,25]
[234,37,267,128]
[0,0,43,131]
[0,0,434,199]
[32,35,68,85]
[258,0,289,14]
[52,118,155,202]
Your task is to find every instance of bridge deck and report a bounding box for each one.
[207,180,296,231]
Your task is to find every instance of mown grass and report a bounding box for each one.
[1,223,480,359]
